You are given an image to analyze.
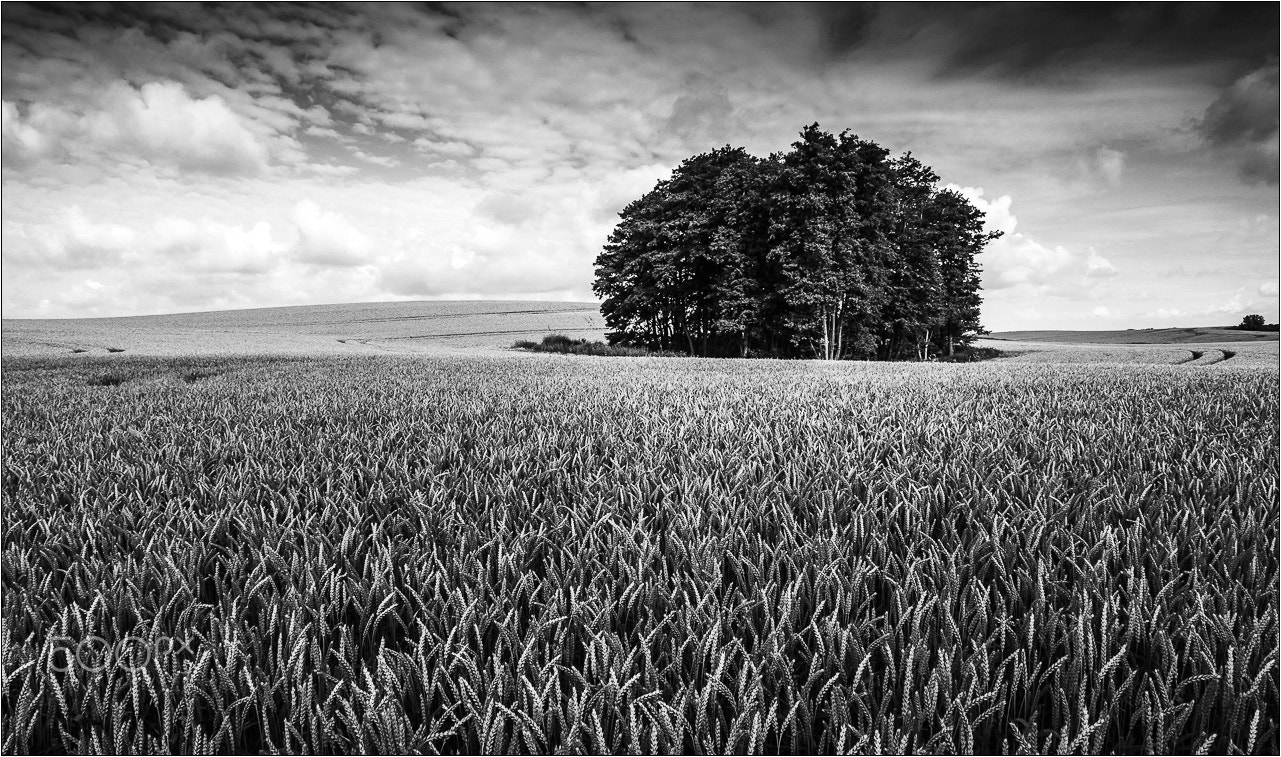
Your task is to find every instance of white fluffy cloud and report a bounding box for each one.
[4,206,291,277]
[984,236,1074,288]
[2,206,137,269]
[1083,248,1118,278]
[1208,293,1253,315]
[948,185,1118,292]
[152,217,285,273]
[95,82,270,175]
[2,101,54,166]
[376,163,671,298]
[0,200,388,317]
[0,160,671,317]
[1261,280,1279,298]
[3,82,271,175]
[289,201,372,267]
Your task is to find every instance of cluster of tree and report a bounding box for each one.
[1237,314,1279,332]
[593,125,1001,360]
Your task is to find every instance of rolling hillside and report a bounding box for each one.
[1,300,609,357]
[987,326,1279,344]
[3,301,1278,367]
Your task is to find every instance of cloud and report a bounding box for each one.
[1,101,54,166]
[1199,60,1280,185]
[1201,62,1280,144]
[913,4,1280,81]
[983,236,1075,289]
[1092,147,1125,186]
[1262,280,1279,298]
[374,215,594,299]
[946,185,1016,234]
[1129,291,1279,324]
[60,207,138,265]
[662,74,741,149]
[0,199,382,317]
[2,206,137,269]
[152,217,285,274]
[371,165,670,299]
[94,82,271,175]
[815,4,882,58]
[475,193,539,226]
[1065,145,1127,191]
[1207,293,1253,315]
[947,185,1118,293]
[0,3,1276,328]
[10,205,292,276]
[412,137,477,159]
[1084,247,1118,278]
[3,82,271,175]
[289,201,372,266]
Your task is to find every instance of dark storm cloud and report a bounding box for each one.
[661,73,740,146]
[1201,62,1280,145]
[1,2,362,94]
[1198,60,1280,185]
[11,3,1275,99]
[813,2,882,57]
[823,2,1279,81]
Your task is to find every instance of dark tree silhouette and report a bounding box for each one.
[594,125,1002,359]
[1240,313,1266,330]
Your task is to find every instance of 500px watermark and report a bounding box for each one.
[50,635,195,673]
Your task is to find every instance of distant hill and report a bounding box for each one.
[987,327,1280,345]
[1,300,608,357]
[5,302,1278,363]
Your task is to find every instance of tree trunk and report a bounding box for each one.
[830,299,840,361]
[820,308,830,361]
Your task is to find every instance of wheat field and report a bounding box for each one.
[2,353,1277,754]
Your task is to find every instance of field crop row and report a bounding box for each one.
[2,355,1277,754]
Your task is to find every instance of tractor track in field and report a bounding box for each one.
[1182,349,1235,366]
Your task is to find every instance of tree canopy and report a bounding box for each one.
[1240,314,1267,330]
[593,125,1001,360]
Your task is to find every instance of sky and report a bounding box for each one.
[2,2,1278,329]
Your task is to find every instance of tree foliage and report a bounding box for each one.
[1240,313,1267,330]
[594,125,1001,359]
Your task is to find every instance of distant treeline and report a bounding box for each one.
[1235,314,1279,332]
[593,124,1001,360]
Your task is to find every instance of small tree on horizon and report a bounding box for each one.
[1240,313,1266,330]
